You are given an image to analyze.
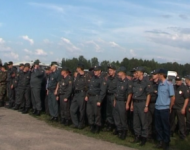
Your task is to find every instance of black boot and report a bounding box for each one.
[78,123,85,129]
[36,110,41,116]
[53,117,58,122]
[7,102,13,109]
[90,125,95,133]
[0,101,4,107]
[32,109,37,114]
[139,137,147,146]
[154,141,163,149]
[118,130,122,139]
[95,125,101,134]
[19,107,24,112]
[65,119,71,126]
[22,108,29,114]
[60,118,65,124]
[132,135,141,143]
[163,142,169,150]
[13,104,20,110]
[113,129,118,135]
[120,130,127,140]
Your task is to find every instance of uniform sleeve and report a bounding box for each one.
[183,86,189,99]
[35,69,45,77]
[0,72,7,83]
[146,80,153,95]
[63,77,73,99]
[168,83,175,96]
[127,80,133,95]
[99,78,107,103]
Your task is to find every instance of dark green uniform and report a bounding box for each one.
[57,75,73,124]
[106,75,117,127]
[132,77,152,139]
[0,70,7,106]
[148,80,158,138]
[15,71,31,110]
[70,72,89,128]
[30,67,44,112]
[170,83,189,139]
[48,69,61,118]
[113,77,133,139]
[86,74,107,132]
[186,85,190,135]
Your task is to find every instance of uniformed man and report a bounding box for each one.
[131,66,153,146]
[47,62,61,121]
[56,67,73,126]
[85,66,107,133]
[185,75,190,136]
[70,63,89,129]
[105,64,117,131]
[0,64,7,107]
[113,66,133,140]
[154,69,175,150]
[148,69,159,140]
[170,76,189,139]
[7,61,17,108]
[13,63,25,110]
[30,60,45,116]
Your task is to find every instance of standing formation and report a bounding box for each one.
[1,60,190,150]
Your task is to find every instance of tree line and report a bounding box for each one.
[61,56,190,76]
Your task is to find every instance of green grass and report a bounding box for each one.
[29,111,190,150]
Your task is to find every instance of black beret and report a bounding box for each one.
[19,63,24,67]
[44,66,51,70]
[126,71,133,76]
[117,66,126,73]
[94,66,101,71]
[10,70,16,75]
[136,66,145,72]
[107,64,116,70]
[24,63,30,68]
[175,75,182,81]
[130,67,137,73]
[77,62,84,69]
[34,60,40,65]
[61,66,70,72]
[8,61,13,65]
[157,69,168,75]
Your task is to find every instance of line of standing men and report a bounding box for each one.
[1,60,190,150]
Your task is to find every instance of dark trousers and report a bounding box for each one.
[148,103,155,137]
[16,87,31,108]
[31,87,42,111]
[133,101,148,138]
[186,107,190,133]
[60,95,70,120]
[86,95,101,126]
[45,95,49,115]
[48,90,58,118]
[70,92,86,126]
[106,94,115,125]
[155,108,170,143]
[113,100,127,131]
[0,85,6,105]
[170,109,186,138]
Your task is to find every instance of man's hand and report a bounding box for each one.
[47,90,49,95]
[56,96,59,101]
[85,96,88,101]
[130,104,134,112]
[54,91,57,96]
[126,104,129,111]
[97,102,101,106]
[144,107,148,113]
[64,98,68,102]
[181,108,186,115]
[113,100,116,107]
[11,84,13,89]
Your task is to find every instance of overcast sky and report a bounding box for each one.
[0,0,190,64]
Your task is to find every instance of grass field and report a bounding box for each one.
[29,112,190,150]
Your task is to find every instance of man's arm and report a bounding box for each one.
[170,96,175,113]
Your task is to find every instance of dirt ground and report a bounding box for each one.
[0,107,136,150]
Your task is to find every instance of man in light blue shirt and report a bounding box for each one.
[155,69,175,150]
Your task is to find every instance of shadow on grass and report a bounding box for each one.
[29,111,190,150]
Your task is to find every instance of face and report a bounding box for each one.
[74,72,78,77]
[176,80,182,86]
[108,68,115,76]
[19,66,24,71]
[8,64,12,69]
[94,70,101,76]
[24,67,29,72]
[117,72,125,79]
[50,65,56,71]
[133,71,138,78]
[61,70,67,76]
[136,71,143,78]
[152,74,158,80]
[185,79,190,86]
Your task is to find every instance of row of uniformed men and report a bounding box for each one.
[0,60,190,149]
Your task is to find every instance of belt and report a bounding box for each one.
[88,93,99,97]
[74,90,84,94]
[133,99,146,103]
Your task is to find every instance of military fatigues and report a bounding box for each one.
[132,77,152,138]
[30,68,45,111]
[48,70,61,118]
[170,84,189,139]
[57,75,73,122]
[86,75,107,128]
[0,70,7,106]
[15,71,31,109]
[148,80,158,138]
[7,67,17,107]
[113,78,133,135]
[186,86,190,135]
[106,75,117,127]
[70,72,89,128]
